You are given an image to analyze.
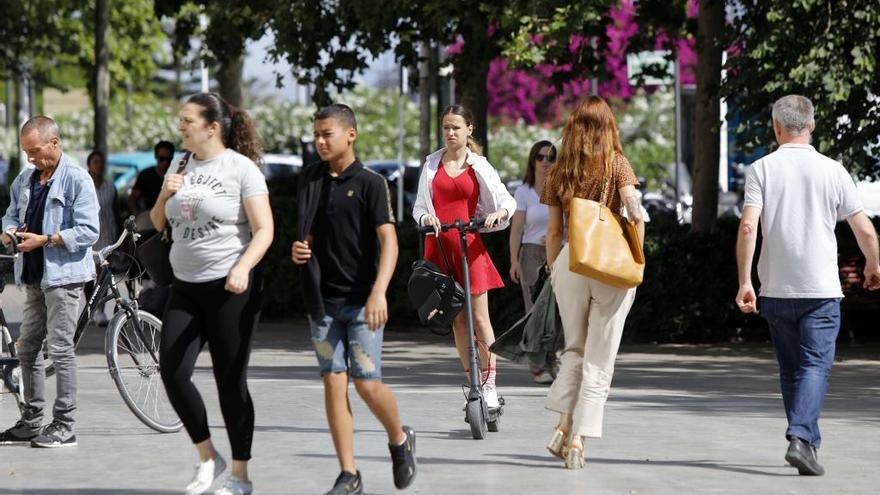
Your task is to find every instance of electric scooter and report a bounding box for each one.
[418,217,504,439]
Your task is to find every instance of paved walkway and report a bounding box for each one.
[1,287,878,494]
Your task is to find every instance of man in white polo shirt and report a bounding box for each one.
[736,95,880,476]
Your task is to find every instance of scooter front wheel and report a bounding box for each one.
[466,399,487,440]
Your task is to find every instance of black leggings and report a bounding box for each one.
[160,270,261,461]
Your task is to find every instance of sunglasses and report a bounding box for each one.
[156,156,173,163]
[535,153,556,162]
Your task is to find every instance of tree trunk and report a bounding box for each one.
[690,0,724,234]
[456,12,495,159]
[5,75,14,128]
[418,43,432,161]
[94,0,110,156]
[13,71,29,178]
[217,54,244,107]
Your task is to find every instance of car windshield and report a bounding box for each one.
[107,163,134,183]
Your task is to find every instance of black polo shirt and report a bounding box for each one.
[311,160,395,303]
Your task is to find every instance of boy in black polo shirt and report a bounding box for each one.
[292,104,416,495]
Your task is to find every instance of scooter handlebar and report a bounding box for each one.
[417,217,487,235]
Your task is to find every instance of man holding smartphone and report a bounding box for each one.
[0,116,99,448]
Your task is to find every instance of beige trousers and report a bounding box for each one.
[544,244,636,438]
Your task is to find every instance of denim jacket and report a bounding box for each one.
[2,154,100,288]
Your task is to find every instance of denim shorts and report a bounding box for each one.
[309,299,384,380]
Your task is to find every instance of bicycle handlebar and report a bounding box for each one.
[417,217,487,235]
[0,232,19,260]
[96,215,139,264]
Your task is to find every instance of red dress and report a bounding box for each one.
[424,164,504,295]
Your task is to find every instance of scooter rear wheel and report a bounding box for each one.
[466,399,487,439]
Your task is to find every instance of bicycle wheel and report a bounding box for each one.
[105,309,182,433]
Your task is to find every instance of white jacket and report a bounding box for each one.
[413,147,517,233]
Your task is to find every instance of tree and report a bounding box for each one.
[156,0,273,106]
[690,0,724,234]
[725,1,880,180]
[267,1,576,158]
[94,0,110,156]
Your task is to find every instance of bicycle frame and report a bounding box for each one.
[74,223,158,367]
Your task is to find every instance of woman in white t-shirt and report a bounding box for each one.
[150,92,274,495]
[509,140,557,384]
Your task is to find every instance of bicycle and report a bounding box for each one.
[0,236,21,408]
[0,217,182,433]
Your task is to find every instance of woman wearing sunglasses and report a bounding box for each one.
[508,140,558,384]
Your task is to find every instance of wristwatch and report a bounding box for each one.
[46,234,57,248]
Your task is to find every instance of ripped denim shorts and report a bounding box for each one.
[309,298,384,380]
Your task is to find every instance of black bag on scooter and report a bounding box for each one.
[408,234,465,327]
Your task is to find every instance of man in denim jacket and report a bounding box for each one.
[0,116,99,448]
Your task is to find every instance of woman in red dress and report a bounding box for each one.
[412,105,517,409]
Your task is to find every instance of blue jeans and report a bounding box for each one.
[760,297,841,448]
[309,299,384,380]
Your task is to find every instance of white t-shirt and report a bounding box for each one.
[514,184,549,245]
[743,143,863,298]
[165,149,269,283]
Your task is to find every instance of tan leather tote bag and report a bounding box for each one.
[568,175,645,288]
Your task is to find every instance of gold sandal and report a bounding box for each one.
[546,429,569,459]
[564,438,585,469]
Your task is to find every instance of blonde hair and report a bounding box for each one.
[550,96,622,208]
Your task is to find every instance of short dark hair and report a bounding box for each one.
[86,150,105,166]
[314,103,357,131]
[154,140,175,156]
[21,116,60,141]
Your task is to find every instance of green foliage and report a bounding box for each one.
[614,90,676,189]
[1,1,164,94]
[501,1,614,82]
[52,97,180,155]
[487,90,676,185]
[624,216,760,343]
[3,85,676,192]
[725,1,880,178]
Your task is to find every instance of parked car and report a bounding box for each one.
[108,152,165,195]
[262,153,303,180]
[504,179,523,197]
[364,159,421,221]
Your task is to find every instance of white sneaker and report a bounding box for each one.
[185,453,227,495]
[533,370,555,385]
[214,475,253,495]
[483,387,500,409]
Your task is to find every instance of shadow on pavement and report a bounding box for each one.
[493,453,796,477]
[0,490,178,494]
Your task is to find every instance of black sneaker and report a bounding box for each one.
[324,470,363,495]
[784,437,824,476]
[30,420,77,448]
[389,426,417,489]
[0,420,42,445]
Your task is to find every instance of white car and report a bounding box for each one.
[261,153,303,179]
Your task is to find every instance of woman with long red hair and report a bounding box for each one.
[541,96,645,468]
